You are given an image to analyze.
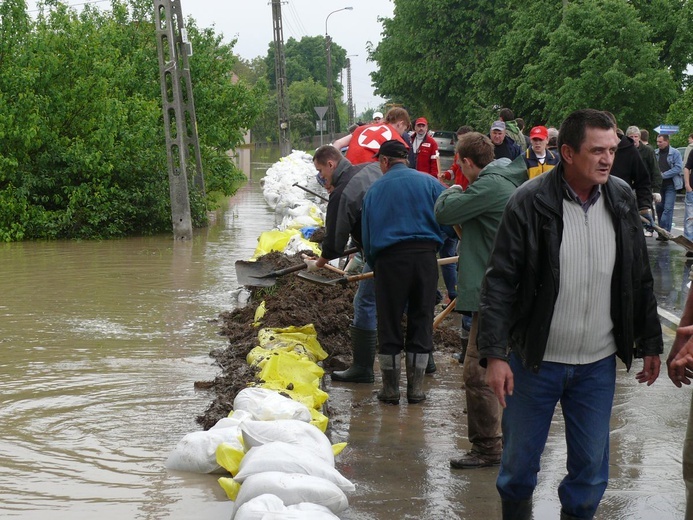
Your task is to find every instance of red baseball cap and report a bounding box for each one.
[529,126,549,140]
[415,117,428,126]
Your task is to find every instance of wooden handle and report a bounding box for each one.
[433,297,457,329]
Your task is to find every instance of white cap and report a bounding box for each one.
[373,111,383,120]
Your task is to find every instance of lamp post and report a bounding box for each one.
[346,54,357,126]
[325,7,352,142]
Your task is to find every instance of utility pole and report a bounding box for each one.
[153,0,205,240]
[325,33,335,142]
[346,57,354,126]
[272,0,291,156]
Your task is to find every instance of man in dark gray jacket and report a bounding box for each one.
[477,109,662,520]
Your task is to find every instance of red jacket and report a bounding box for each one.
[345,123,408,164]
[439,153,469,190]
[411,133,439,176]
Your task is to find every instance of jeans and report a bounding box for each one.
[439,237,458,300]
[656,183,677,232]
[352,262,376,331]
[497,353,616,519]
[685,191,693,240]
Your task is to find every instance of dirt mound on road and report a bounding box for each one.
[196,251,462,430]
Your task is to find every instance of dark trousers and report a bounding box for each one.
[374,242,438,356]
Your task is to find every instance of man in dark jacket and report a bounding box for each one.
[625,125,662,235]
[490,120,522,161]
[477,109,662,520]
[306,145,381,383]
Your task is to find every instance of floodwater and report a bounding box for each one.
[0,144,690,520]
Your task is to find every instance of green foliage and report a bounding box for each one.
[370,0,687,133]
[0,0,263,241]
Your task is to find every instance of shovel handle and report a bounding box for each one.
[340,255,459,283]
[640,215,672,239]
[433,297,457,329]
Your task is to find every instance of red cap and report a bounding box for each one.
[415,117,428,126]
[529,126,549,140]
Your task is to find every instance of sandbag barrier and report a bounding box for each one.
[167,151,355,518]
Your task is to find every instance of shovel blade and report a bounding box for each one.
[296,271,344,286]
[235,260,279,287]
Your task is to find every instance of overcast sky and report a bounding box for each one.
[27,0,395,113]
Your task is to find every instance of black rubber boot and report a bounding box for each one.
[331,326,376,383]
[377,353,400,404]
[501,498,532,520]
[425,351,437,374]
[406,352,428,403]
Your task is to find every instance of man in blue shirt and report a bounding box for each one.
[362,140,448,405]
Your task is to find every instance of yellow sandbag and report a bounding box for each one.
[258,350,324,384]
[216,442,245,476]
[310,408,329,432]
[309,206,325,226]
[332,442,347,456]
[218,476,240,500]
[251,229,301,259]
[253,301,266,324]
[258,325,328,362]
[258,380,329,410]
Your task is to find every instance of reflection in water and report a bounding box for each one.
[0,147,280,519]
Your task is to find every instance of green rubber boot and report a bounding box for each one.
[377,353,401,404]
[330,326,376,383]
[406,352,429,404]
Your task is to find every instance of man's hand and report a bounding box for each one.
[303,258,321,272]
[635,355,660,385]
[653,193,662,204]
[640,209,655,231]
[668,324,693,387]
[485,358,514,408]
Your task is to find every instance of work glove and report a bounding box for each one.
[640,209,655,232]
[653,193,662,204]
[304,258,320,272]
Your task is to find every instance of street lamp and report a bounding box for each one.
[325,7,353,142]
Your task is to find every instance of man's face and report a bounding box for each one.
[531,137,548,155]
[456,156,479,184]
[373,116,382,124]
[656,136,668,150]
[627,133,640,147]
[688,136,693,145]
[562,127,618,186]
[490,129,505,145]
[415,122,428,136]
[314,159,337,189]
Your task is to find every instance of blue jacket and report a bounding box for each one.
[655,145,683,190]
[362,162,446,265]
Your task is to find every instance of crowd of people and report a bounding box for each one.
[304,106,693,519]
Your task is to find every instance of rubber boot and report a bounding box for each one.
[377,353,401,404]
[560,510,582,520]
[501,498,532,520]
[331,326,376,383]
[406,352,428,404]
[425,351,437,374]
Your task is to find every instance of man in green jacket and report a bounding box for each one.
[434,132,528,469]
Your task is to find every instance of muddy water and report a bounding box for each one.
[0,147,280,519]
[1,144,691,520]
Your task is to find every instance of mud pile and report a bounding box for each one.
[196,251,462,430]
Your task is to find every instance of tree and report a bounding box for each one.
[527,0,673,128]
[370,0,512,130]
[0,0,264,241]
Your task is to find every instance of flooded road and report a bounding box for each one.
[0,145,690,519]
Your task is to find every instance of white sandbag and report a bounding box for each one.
[231,472,348,517]
[240,419,334,466]
[165,427,244,474]
[209,409,254,431]
[233,387,311,422]
[235,442,355,493]
[234,494,339,520]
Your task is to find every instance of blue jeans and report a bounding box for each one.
[439,237,458,300]
[498,353,616,519]
[352,262,376,330]
[656,183,677,232]
[685,191,693,240]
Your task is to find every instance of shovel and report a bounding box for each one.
[297,255,459,286]
[235,247,358,287]
[641,216,693,252]
[292,182,328,202]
